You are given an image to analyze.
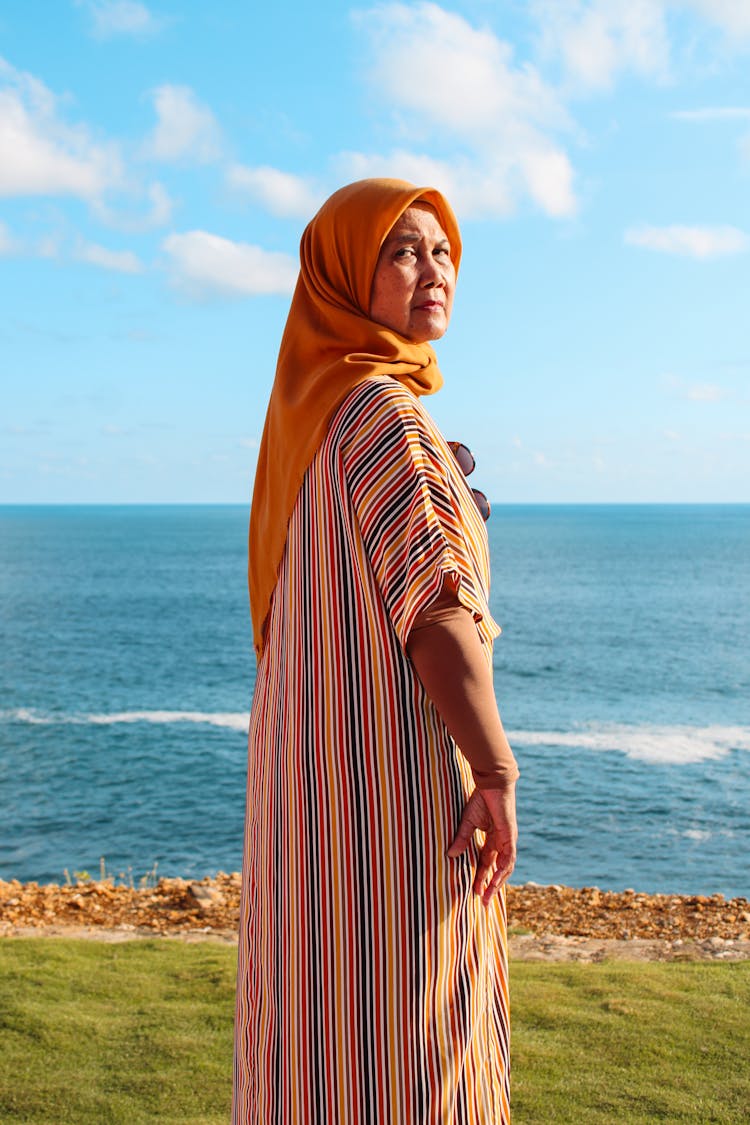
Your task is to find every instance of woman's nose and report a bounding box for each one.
[420,254,444,287]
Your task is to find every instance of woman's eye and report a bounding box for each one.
[395,247,415,259]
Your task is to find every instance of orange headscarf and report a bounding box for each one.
[248,178,462,655]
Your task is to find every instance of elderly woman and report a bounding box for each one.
[234,179,519,1124]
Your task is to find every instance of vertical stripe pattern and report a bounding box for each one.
[234,376,511,1123]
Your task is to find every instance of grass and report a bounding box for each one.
[0,939,235,1124]
[510,961,750,1123]
[0,940,748,1122]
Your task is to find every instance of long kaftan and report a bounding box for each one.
[234,375,511,1124]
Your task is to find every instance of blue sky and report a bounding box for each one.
[1,0,748,503]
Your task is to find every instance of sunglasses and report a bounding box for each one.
[447,441,491,522]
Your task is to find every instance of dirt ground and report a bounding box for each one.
[2,875,749,962]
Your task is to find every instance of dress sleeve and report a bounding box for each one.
[338,378,499,651]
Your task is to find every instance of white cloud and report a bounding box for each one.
[162,231,298,298]
[520,146,578,216]
[625,224,750,258]
[353,1,750,222]
[0,220,20,255]
[0,57,123,199]
[77,0,162,39]
[75,240,143,273]
[341,141,575,221]
[671,107,750,122]
[686,383,729,401]
[357,3,576,219]
[339,150,513,218]
[365,3,567,133]
[93,180,174,231]
[681,0,750,39]
[341,139,575,222]
[339,146,577,219]
[339,149,454,194]
[531,0,671,91]
[141,85,221,164]
[0,58,175,231]
[227,165,324,219]
[663,373,732,402]
[36,235,61,259]
[530,1,750,93]
[139,180,173,225]
[670,105,750,166]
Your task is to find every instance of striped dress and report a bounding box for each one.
[234,376,511,1124]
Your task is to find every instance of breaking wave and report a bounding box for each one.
[3,710,749,764]
[1,708,250,733]
[508,724,750,764]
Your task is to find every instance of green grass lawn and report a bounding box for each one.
[0,939,748,1123]
[0,939,235,1124]
[510,961,750,1123]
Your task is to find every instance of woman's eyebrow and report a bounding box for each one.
[388,232,450,247]
[388,231,421,243]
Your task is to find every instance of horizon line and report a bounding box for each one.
[1,500,749,509]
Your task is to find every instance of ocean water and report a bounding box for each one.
[1,504,748,898]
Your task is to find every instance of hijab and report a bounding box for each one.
[248,177,462,655]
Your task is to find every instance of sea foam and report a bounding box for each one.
[1,708,250,733]
[508,724,750,765]
[2,710,748,764]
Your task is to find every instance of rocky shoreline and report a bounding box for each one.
[2,876,749,962]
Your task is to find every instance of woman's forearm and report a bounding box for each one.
[406,605,519,789]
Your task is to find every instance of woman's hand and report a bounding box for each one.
[447,784,518,906]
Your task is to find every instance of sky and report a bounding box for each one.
[1,0,749,503]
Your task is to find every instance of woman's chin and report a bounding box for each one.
[407,319,450,345]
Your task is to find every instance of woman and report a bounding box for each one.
[235,178,519,1124]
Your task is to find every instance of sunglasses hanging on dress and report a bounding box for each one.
[447,441,491,522]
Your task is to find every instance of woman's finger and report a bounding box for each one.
[446,792,489,857]
[447,820,476,857]
[481,846,516,905]
[471,838,498,895]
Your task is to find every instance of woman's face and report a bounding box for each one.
[369,204,456,343]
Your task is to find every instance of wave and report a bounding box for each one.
[1,708,250,733]
[3,710,749,764]
[508,724,750,764]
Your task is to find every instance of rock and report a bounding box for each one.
[2,876,749,956]
[187,882,225,911]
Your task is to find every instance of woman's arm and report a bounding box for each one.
[407,594,519,904]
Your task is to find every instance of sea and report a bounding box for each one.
[1,504,748,899]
